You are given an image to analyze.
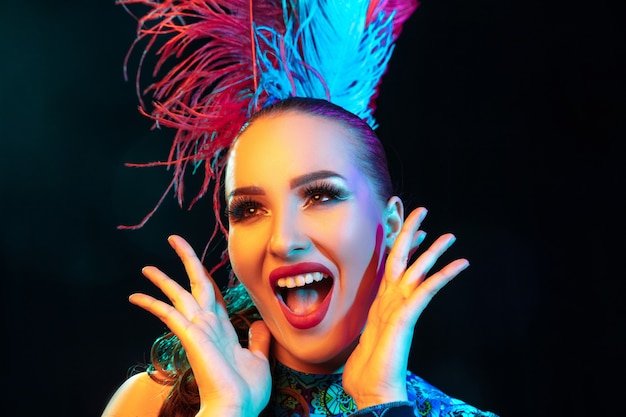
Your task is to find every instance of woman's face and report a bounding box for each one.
[225,112,394,373]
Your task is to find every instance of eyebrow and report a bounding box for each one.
[228,170,345,199]
[228,185,265,199]
[290,170,345,189]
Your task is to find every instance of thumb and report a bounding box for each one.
[248,320,271,360]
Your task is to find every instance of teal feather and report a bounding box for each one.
[118,0,418,230]
[254,0,417,128]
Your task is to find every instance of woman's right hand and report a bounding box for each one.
[129,235,272,417]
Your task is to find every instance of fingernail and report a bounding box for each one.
[418,208,428,222]
[458,259,470,271]
[415,231,427,246]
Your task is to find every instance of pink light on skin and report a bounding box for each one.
[224,112,403,374]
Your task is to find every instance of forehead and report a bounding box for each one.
[225,112,358,189]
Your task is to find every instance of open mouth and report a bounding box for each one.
[275,272,334,315]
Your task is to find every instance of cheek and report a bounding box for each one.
[345,223,385,342]
[330,207,383,275]
[320,205,384,305]
[228,226,287,336]
[227,226,262,289]
[346,223,385,307]
[329,222,384,340]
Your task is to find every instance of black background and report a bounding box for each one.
[1,1,624,416]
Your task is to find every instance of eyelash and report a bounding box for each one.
[227,181,347,223]
[301,182,346,206]
[227,197,262,223]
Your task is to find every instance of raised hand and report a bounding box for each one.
[343,208,469,409]
[129,235,272,417]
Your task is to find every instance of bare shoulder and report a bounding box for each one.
[101,372,171,417]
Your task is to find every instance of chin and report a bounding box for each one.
[272,323,362,374]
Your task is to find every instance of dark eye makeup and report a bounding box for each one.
[227,180,348,223]
[227,197,263,222]
[301,181,348,206]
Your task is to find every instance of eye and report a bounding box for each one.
[302,182,347,208]
[227,198,265,222]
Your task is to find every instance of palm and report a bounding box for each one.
[344,281,416,405]
[130,235,272,416]
[343,208,470,409]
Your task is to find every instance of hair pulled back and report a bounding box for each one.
[144,97,395,417]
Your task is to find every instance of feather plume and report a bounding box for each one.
[117,0,419,231]
[255,0,419,127]
[117,0,285,230]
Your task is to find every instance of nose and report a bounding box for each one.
[268,207,310,258]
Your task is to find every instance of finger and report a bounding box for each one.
[386,208,428,281]
[402,233,457,287]
[404,258,470,322]
[248,320,271,361]
[141,265,205,319]
[204,265,228,316]
[129,292,230,367]
[407,230,427,260]
[168,235,226,315]
[129,292,194,331]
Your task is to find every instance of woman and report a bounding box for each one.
[102,98,499,417]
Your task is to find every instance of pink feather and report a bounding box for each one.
[117,0,285,231]
[364,0,420,115]
[366,0,419,39]
[117,0,419,235]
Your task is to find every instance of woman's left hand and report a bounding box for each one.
[343,207,470,409]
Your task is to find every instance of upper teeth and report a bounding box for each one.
[276,272,326,289]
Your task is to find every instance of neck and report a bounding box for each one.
[271,337,359,374]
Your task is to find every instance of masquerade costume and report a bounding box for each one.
[269,362,498,417]
[118,1,500,416]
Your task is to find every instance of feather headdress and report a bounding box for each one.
[117,0,419,234]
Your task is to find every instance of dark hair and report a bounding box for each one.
[239,97,394,203]
[142,97,395,417]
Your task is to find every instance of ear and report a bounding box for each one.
[382,196,404,252]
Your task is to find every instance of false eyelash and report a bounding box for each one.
[301,181,348,202]
[226,197,262,222]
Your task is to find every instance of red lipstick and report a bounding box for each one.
[269,262,334,330]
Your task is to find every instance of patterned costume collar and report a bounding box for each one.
[271,361,357,417]
[268,361,499,417]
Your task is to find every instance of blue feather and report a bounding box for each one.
[254,0,398,128]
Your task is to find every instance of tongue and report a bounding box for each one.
[285,288,321,315]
